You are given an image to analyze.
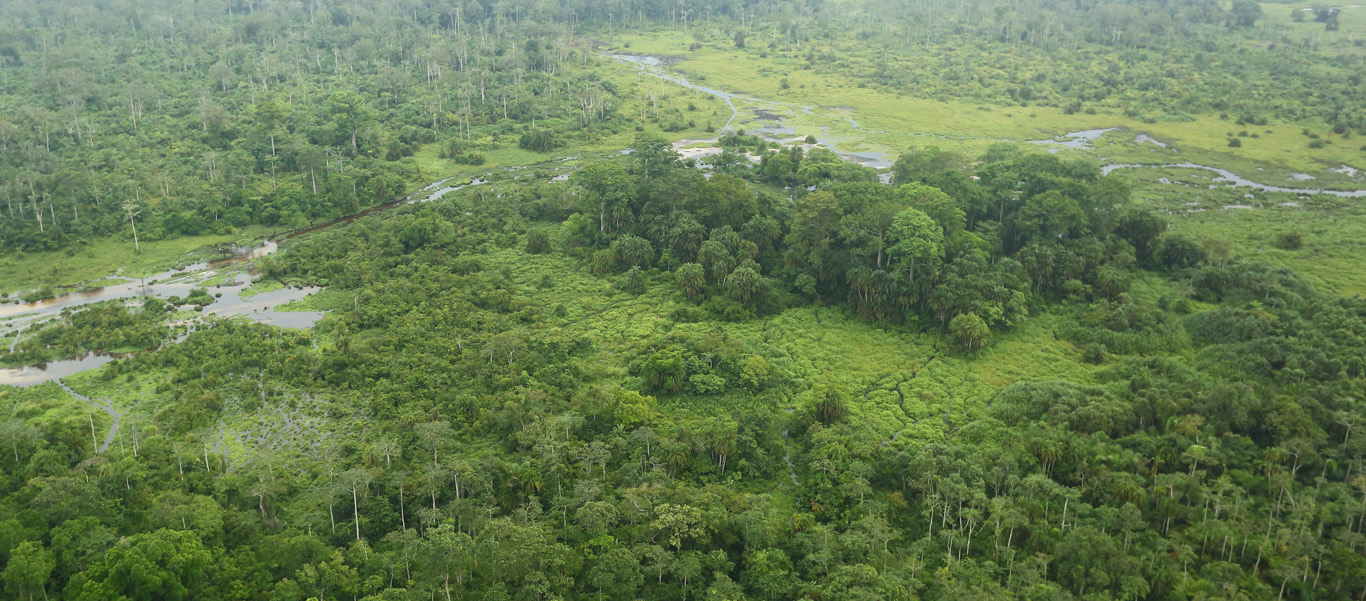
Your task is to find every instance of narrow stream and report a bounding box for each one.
[1102,162,1366,198]
[610,54,894,169]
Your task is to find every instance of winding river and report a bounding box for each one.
[1101,163,1366,198]
[612,54,1365,198]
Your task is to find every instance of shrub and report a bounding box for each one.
[1274,231,1304,250]
[519,129,561,152]
[617,267,645,295]
[451,152,485,165]
[1158,235,1207,270]
[525,230,552,254]
[949,312,990,352]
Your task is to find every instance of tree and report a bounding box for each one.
[1115,210,1167,266]
[1230,0,1262,28]
[1158,234,1207,270]
[698,240,735,284]
[3,541,54,601]
[949,312,990,351]
[888,208,944,290]
[893,147,970,185]
[121,199,141,253]
[677,263,707,301]
[65,529,215,601]
[743,548,794,601]
[613,234,655,269]
[723,266,762,306]
[325,91,374,154]
[575,162,632,237]
[897,183,965,236]
[1013,190,1085,250]
[653,504,707,552]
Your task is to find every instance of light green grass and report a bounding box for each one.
[1175,204,1366,297]
[410,57,729,178]
[0,227,272,297]
[1258,2,1366,56]
[1105,163,1366,297]
[464,245,1099,441]
[239,279,285,299]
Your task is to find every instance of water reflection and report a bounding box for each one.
[0,353,120,387]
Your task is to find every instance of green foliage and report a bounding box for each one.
[1157,234,1208,270]
[3,5,1366,601]
[519,129,563,152]
[65,529,216,601]
[2,541,54,601]
[1274,231,1304,250]
[948,312,990,351]
[525,229,552,255]
[3,302,169,366]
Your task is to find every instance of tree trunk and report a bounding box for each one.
[352,486,362,540]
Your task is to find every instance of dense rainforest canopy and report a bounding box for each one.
[2,1,1365,601]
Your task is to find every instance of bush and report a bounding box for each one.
[949,312,990,351]
[617,267,646,295]
[689,373,727,394]
[450,152,486,165]
[1274,231,1304,250]
[669,306,708,322]
[1158,235,1207,270]
[519,129,562,152]
[525,230,552,254]
[1227,137,1242,148]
